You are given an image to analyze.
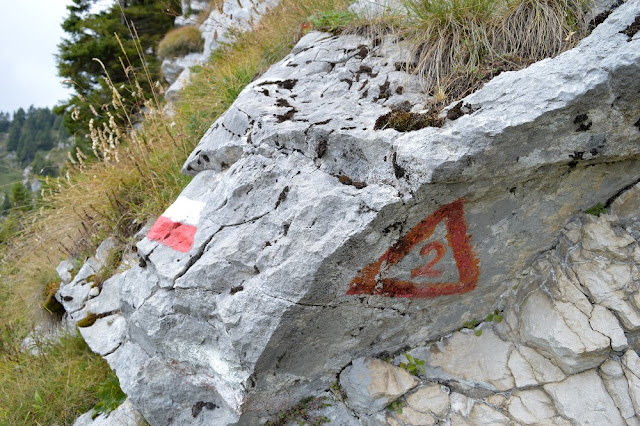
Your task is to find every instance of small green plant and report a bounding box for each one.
[157,26,205,58]
[92,372,126,418]
[585,202,606,216]
[399,353,425,376]
[387,399,404,414]
[266,396,331,426]
[307,10,357,33]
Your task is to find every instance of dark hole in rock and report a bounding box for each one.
[620,14,640,41]
[338,175,367,189]
[191,401,218,418]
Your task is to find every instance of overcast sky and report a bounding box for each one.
[0,0,114,114]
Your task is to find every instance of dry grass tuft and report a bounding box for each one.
[157,26,205,59]
[399,0,590,103]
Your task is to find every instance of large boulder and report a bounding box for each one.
[108,1,640,424]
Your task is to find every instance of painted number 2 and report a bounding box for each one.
[411,241,446,278]
[347,198,480,298]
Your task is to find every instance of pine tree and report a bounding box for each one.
[54,0,177,146]
[9,183,31,213]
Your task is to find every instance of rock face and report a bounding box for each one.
[75,0,640,424]
[163,0,280,101]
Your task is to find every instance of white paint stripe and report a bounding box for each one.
[162,196,206,226]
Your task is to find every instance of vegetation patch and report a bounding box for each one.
[158,26,205,59]
[92,372,127,418]
[0,333,112,424]
[585,202,607,216]
[374,107,443,131]
[42,278,64,316]
[265,396,331,426]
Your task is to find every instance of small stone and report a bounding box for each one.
[450,393,472,417]
[507,389,556,425]
[468,403,510,425]
[405,384,450,417]
[544,369,624,425]
[395,406,436,425]
[88,287,100,298]
[589,305,628,351]
[486,394,507,408]
[518,346,566,384]
[339,357,418,414]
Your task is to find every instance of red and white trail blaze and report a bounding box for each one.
[147,196,206,253]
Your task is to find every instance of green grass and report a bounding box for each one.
[0,333,113,424]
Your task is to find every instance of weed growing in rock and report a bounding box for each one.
[92,371,127,418]
[265,396,331,426]
[586,202,607,216]
[387,399,404,414]
[399,353,425,375]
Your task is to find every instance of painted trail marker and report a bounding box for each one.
[348,198,479,298]
[147,196,206,252]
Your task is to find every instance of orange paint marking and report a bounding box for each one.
[411,241,446,278]
[347,198,479,298]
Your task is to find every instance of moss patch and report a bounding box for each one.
[374,108,443,132]
[42,279,64,316]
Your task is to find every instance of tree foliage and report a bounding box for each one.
[54,0,178,153]
[3,107,69,166]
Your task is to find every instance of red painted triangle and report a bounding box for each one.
[348,198,479,298]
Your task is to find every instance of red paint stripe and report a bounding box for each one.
[148,216,197,253]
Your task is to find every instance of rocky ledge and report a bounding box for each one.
[58,0,640,424]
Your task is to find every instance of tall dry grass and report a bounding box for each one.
[400,0,590,101]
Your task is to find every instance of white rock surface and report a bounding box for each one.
[78,314,126,356]
[507,389,557,425]
[544,369,625,425]
[78,0,640,423]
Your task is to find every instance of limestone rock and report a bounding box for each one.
[600,359,637,420]
[611,182,640,221]
[544,369,625,425]
[413,328,515,391]
[405,385,450,417]
[78,314,126,356]
[56,259,75,285]
[73,399,143,426]
[573,260,640,330]
[111,0,640,422]
[339,357,418,414]
[589,305,628,351]
[467,403,510,425]
[520,290,610,374]
[507,389,556,425]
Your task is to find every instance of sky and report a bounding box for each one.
[0,0,114,114]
